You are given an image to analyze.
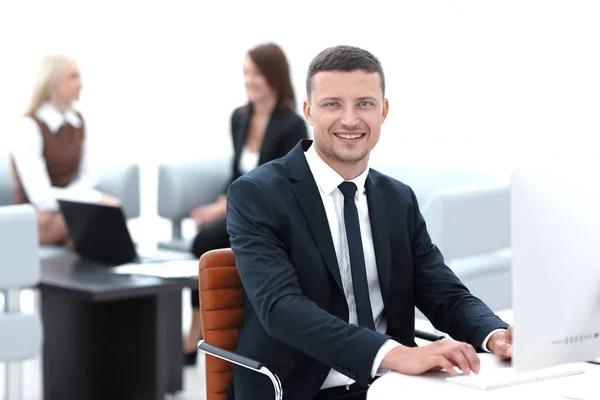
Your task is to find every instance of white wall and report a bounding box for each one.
[1,0,599,228]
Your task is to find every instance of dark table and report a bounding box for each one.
[40,251,197,400]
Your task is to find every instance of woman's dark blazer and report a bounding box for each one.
[226,103,309,190]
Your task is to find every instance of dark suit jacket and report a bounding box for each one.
[225,103,308,191]
[225,140,508,400]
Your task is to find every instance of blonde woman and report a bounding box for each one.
[10,55,119,245]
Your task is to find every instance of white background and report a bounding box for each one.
[1,0,599,233]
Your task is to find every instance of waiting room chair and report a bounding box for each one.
[1,154,141,216]
[157,156,230,252]
[0,204,43,400]
[196,248,443,400]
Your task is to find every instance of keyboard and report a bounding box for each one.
[446,363,585,390]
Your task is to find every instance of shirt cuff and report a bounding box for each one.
[371,339,402,378]
[481,328,507,352]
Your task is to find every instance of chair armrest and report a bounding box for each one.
[197,340,283,400]
[415,329,445,342]
[198,341,262,370]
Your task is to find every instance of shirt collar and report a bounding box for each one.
[35,102,81,134]
[304,142,369,197]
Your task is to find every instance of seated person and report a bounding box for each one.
[10,54,119,246]
[184,42,308,365]
[225,45,513,400]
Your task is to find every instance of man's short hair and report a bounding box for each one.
[306,45,385,100]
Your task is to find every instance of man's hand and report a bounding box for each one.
[380,339,480,376]
[486,326,513,360]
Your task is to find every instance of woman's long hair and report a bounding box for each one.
[24,54,71,116]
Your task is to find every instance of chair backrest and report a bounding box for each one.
[158,156,231,223]
[95,162,141,219]
[422,183,511,260]
[199,248,244,400]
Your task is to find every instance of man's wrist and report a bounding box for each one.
[482,328,507,353]
[379,342,409,371]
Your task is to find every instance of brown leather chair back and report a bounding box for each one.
[199,248,244,400]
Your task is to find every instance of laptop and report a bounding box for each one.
[58,199,179,265]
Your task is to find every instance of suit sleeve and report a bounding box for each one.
[227,176,389,385]
[409,187,509,349]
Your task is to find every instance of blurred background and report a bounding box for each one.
[1,1,599,398]
[2,0,599,243]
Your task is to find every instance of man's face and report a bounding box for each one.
[303,70,388,174]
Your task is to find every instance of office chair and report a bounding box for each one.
[197,248,444,400]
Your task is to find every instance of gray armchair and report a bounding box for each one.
[0,204,43,400]
[0,154,140,218]
[1,154,142,260]
[157,156,230,252]
[94,161,141,220]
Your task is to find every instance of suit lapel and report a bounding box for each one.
[366,174,392,304]
[288,142,344,293]
[235,107,251,156]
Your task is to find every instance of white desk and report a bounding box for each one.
[367,354,599,399]
[368,310,600,399]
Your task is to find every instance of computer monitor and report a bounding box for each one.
[511,163,600,371]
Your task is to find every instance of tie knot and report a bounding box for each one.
[338,181,357,199]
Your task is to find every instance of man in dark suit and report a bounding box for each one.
[226,45,513,400]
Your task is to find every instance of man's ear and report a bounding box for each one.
[381,98,389,123]
[303,99,313,126]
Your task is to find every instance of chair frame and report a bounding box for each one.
[197,340,283,400]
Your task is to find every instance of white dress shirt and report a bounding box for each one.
[304,144,501,390]
[239,146,260,174]
[9,102,102,212]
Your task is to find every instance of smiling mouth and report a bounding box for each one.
[334,133,366,140]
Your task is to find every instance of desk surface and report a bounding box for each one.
[367,353,599,399]
[40,250,197,302]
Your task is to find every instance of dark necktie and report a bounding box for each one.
[338,181,375,330]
